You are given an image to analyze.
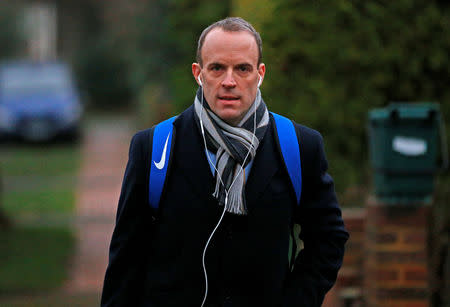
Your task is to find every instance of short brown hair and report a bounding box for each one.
[196,17,262,66]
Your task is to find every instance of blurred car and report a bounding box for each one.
[0,60,82,142]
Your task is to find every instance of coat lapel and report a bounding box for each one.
[172,106,215,199]
[245,117,280,209]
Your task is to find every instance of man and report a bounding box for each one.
[101,17,348,307]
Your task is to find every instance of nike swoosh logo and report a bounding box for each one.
[154,132,171,170]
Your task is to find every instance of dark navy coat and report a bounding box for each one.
[101,105,349,307]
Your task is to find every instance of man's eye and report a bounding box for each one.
[237,65,251,72]
[212,65,222,71]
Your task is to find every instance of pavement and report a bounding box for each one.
[63,116,134,295]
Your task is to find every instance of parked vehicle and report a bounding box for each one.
[0,60,82,142]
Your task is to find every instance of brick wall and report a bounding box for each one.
[323,208,366,307]
[363,197,431,307]
[323,200,431,307]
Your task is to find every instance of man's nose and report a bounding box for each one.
[221,70,236,88]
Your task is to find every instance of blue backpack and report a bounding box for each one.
[148,112,302,268]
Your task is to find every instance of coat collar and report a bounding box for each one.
[244,115,280,210]
[172,106,280,208]
[172,105,215,200]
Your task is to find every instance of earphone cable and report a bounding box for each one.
[199,82,258,307]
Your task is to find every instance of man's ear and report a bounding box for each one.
[192,63,202,86]
[258,63,266,84]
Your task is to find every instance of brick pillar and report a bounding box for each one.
[323,208,366,307]
[340,208,366,288]
[364,197,431,307]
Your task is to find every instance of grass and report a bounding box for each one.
[0,227,75,293]
[0,293,100,307]
[3,189,74,215]
[0,144,80,176]
[0,141,80,296]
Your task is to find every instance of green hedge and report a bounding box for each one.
[0,4,24,59]
[130,0,230,128]
[74,37,131,109]
[259,1,450,199]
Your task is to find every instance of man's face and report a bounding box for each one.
[192,28,265,126]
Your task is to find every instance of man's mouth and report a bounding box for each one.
[218,95,239,101]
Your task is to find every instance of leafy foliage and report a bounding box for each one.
[0,4,24,59]
[129,0,230,127]
[232,0,275,31]
[74,37,131,109]
[261,0,450,197]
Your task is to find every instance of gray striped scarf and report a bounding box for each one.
[194,88,269,215]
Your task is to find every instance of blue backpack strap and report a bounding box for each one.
[270,112,302,205]
[271,112,303,270]
[148,116,177,209]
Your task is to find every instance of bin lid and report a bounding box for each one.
[369,102,440,122]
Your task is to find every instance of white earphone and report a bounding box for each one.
[197,71,258,307]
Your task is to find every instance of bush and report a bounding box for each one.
[261,0,450,198]
[130,0,230,126]
[74,37,132,110]
[0,4,24,59]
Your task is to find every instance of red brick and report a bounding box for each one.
[370,268,399,282]
[367,231,398,244]
[346,231,365,243]
[364,198,431,306]
[342,208,366,219]
[403,231,427,244]
[342,208,366,232]
[367,196,429,207]
[404,268,428,281]
[345,240,364,252]
[372,251,427,264]
[366,204,431,227]
[371,299,429,307]
[376,287,428,300]
[343,253,363,268]
[344,219,366,233]
[337,268,362,287]
[401,302,429,307]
